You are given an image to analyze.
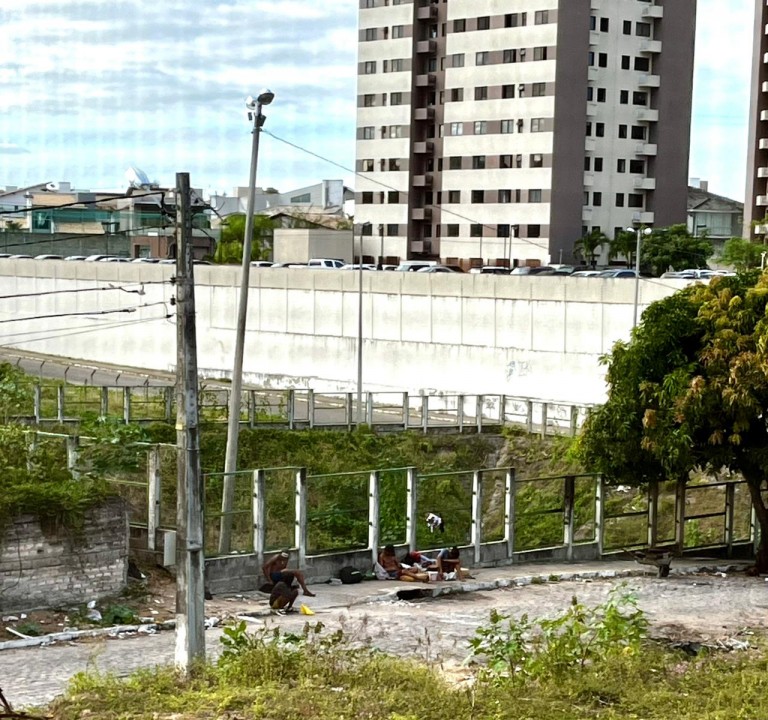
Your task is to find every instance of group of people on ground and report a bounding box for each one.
[375,544,465,582]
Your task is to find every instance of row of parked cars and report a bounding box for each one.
[0,253,216,265]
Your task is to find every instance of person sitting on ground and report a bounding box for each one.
[262,550,316,597]
[376,544,427,581]
[269,571,299,613]
[401,548,437,569]
[436,546,464,581]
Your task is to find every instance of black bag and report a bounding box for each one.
[339,566,363,584]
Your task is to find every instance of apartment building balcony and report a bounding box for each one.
[415,73,436,88]
[589,30,601,46]
[586,102,598,117]
[414,107,435,121]
[755,224,768,235]
[632,211,655,224]
[412,207,432,221]
[761,110,768,122]
[409,240,431,254]
[757,195,768,206]
[761,81,768,92]
[633,177,657,190]
[416,40,437,54]
[760,138,768,150]
[417,4,437,20]
[757,167,768,178]
[582,207,593,222]
[583,173,595,188]
[635,142,658,156]
[641,4,663,19]
[638,73,661,88]
[412,174,433,188]
[636,108,659,123]
[639,40,662,54]
[413,141,434,155]
[590,0,601,10]
[585,137,596,152]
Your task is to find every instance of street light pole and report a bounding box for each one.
[357,222,371,425]
[220,89,275,555]
[628,225,652,329]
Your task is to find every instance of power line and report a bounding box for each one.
[0,190,167,216]
[0,280,171,301]
[0,223,174,251]
[0,301,170,325]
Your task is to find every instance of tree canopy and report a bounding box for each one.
[608,229,638,267]
[214,214,274,264]
[719,237,764,272]
[640,224,713,276]
[576,270,768,569]
[574,229,608,267]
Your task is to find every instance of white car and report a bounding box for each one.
[307,258,345,269]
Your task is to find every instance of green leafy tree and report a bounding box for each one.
[573,229,608,268]
[214,213,274,264]
[609,230,638,267]
[0,362,32,423]
[719,237,764,272]
[576,270,768,571]
[640,224,713,276]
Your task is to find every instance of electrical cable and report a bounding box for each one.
[0,190,166,216]
[0,301,170,325]
[0,279,171,301]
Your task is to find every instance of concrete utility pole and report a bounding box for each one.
[174,172,205,670]
[220,89,274,554]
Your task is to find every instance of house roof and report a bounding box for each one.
[687,186,744,214]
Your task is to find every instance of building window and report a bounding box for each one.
[497,224,511,238]
[618,124,627,139]
[629,159,645,173]
[530,153,543,167]
[389,125,403,138]
[388,158,401,171]
[504,12,526,28]
[449,156,462,170]
[633,91,648,106]
[472,155,486,169]
[628,194,644,208]
[634,57,650,72]
[528,224,541,238]
[392,24,404,38]
[532,82,546,97]
[450,88,463,102]
[390,58,404,71]
[363,94,375,107]
[453,18,466,32]
[635,22,651,37]
[595,122,604,137]
[534,10,549,24]
[470,224,483,237]
[616,193,625,207]
[362,126,374,139]
[623,20,632,35]
[620,90,629,104]
[477,16,490,30]
[474,120,487,134]
[499,189,512,203]
[593,192,602,207]
[387,191,400,203]
[474,86,488,101]
[364,28,376,41]
[446,224,460,237]
[621,55,630,70]
[600,17,609,31]
[475,51,489,66]
[386,224,399,236]
[617,159,625,173]
[598,52,608,68]
[390,92,403,105]
[503,49,517,63]
[363,61,376,74]
[500,155,512,169]
[597,87,606,102]
[631,125,646,140]
[451,53,465,67]
[471,190,485,203]
[450,122,463,136]
[362,159,373,171]
[533,46,548,61]
[502,84,515,99]
[594,157,603,172]
[530,118,545,132]
[447,190,461,203]
[361,192,373,204]
[515,154,523,168]
[500,119,514,134]
[527,189,541,203]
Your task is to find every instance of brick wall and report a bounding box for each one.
[0,498,129,612]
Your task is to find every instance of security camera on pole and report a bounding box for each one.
[220,89,275,555]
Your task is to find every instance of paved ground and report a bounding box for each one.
[2,557,766,711]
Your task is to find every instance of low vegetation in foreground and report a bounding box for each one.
[46,589,768,720]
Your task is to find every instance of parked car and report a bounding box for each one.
[250,260,274,268]
[470,266,512,275]
[596,269,637,278]
[64,255,87,261]
[8,254,33,259]
[34,254,64,260]
[307,258,345,269]
[341,263,377,271]
[570,270,603,277]
[510,265,555,275]
[131,257,160,263]
[84,254,113,262]
[396,260,438,272]
[416,264,464,273]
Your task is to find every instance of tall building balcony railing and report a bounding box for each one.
[638,73,661,88]
[632,211,655,224]
[757,167,768,178]
[585,138,596,152]
[633,177,657,191]
[639,40,662,54]
[415,73,437,88]
[636,108,659,123]
[413,141,434,155]
[586,102,598,117]
[759,138,768,150]
[414,107,435,121]
[583,173,595,188]
[761,81,768,92]
[416,4,437,21]
[635,142,658,156]
[412,174,433,188]
[760,110,768,122]
[411,207,432,221]
[757,196,768,206]
[416,40,437,54]
[641,4,663,19]
[588,30,601,46]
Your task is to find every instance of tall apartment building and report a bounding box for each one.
[746,0,768,236]
[355,0,696,266]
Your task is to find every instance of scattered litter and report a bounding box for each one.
[137,626,157,635]
[5,628,31,640]
[300,604,315,616]
[86,608,102,622]
[205,617,220,628]
[138,617,154,624]
[87,600,97,610]
[19,613,26,620]
[1,616,18,623]
[150,609,159,615]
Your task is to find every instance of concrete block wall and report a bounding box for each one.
[0,498,129,612]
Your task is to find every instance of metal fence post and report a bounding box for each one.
[123,387,131,424]
[472,470,483,565]
[526,400,533,434]
[66,435,79,478]
[57,385,65,423]
[540,402,548,439]
[253,469,266,567]
[248,390,256,429]
[287,389,295,430]
[476,395,484,434]
[505,468,516,561]
[647,478,659,548]
[674,481,686,549]
[725,482,736,557]
[368,470,380,565]
[421,395,429,434]
[500,395,507,428]
[458,394,465,433]
[308,390,315,429]
[595,474,604,557]
[295,468,307,567]
[147,447,162,552]
[402,392,409,430]
[33,384,41,423]
[563,475,575,561]
[164,386,173,423]
[99,386,109,418]
[569,405,579,437]
[406,467,418,551]
[366,391,374,426]
[346,393,353,431]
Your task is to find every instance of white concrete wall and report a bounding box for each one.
[0,259,689,404]
[273,229,353,264]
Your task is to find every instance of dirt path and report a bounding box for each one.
[2,572,766,710]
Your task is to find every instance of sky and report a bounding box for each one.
[0,0,756,202]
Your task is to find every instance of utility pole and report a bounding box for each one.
[174,172,205,670]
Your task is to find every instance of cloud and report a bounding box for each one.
[0,143,30,155]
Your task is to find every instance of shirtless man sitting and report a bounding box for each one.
[262,550,316,597]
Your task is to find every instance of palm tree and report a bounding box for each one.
[609,229,638,267]
[573,229,608,268]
